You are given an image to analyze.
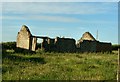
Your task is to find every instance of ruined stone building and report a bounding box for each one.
[52,37,76,52]
[16,25,112,52]
[38,37,76,52]
[76,32,112,52]
[16,25,76,52]
[16,25,37,51]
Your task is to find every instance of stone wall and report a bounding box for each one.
[47,38,56,51]
[96,42,112,52]
[16,25,112,53]
[16,25,32,50]
[77,40,112,52]
[54,37,76,52]
[31,37,37,51]
[16,25,37,51]
[79,40,97,52]
[78,32,96,43]
[41,39,49,51]
[77,32,112,52]
[39,37,76,52]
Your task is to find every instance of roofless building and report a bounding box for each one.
[16,25,112,52]
[76,32,112,52]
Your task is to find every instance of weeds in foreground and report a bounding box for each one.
[2,50,118,80]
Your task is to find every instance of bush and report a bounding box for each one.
[1,42,16,50]
[36,48,45,54]
[112,44,120,50]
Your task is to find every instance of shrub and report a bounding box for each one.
[1,42,16,50]
[112,44,120,50]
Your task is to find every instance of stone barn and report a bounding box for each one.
[16,25,37,51]
[77,32,112,52]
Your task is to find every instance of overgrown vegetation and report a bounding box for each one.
[1,42,118,80]
[112,44,120,50]
[1,42,16,50]
[2,50,118,80]
[1,42,42,51]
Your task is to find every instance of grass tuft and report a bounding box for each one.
[2,50,118,80]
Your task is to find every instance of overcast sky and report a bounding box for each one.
[1,1,118,44]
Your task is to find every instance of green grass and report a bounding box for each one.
[2,50,118,80]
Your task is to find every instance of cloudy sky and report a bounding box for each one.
[2,2,118,44]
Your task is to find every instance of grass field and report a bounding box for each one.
[2,50,118,80]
